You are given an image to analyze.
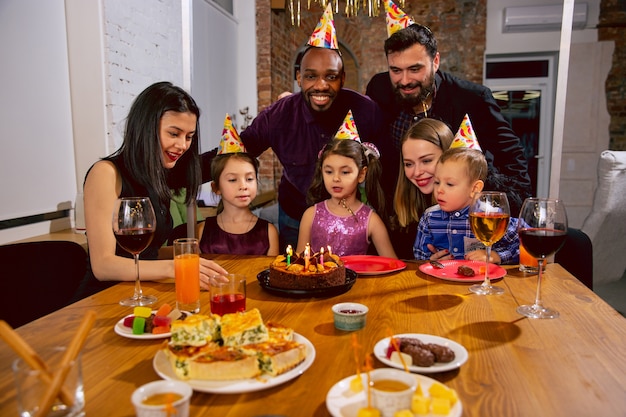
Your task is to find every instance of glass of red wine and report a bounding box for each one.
[517,198,568,319]
[112,197,157,307]
[469,191,511,295]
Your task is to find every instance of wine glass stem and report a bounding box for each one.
[533,258,546,309]
[133,253,143,300]
[482,245,492,288]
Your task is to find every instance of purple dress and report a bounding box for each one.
[309,201,372,256]
[199,216,270,255]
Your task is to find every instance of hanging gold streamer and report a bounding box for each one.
[288,0,389,25]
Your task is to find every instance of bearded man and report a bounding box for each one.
[366,24,531,258]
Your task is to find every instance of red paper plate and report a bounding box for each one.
[418,260,506,282]
[340,255,406,276]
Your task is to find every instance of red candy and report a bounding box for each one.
[123,316,135,328]
[153,315,171,327]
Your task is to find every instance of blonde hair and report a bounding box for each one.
[393,118,454,227]
[437,147,487,183]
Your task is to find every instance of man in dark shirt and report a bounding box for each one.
[241,46,386,248]
[366,24,532,258]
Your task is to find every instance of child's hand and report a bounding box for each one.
[427,244,452,261]
[465,249,501,264]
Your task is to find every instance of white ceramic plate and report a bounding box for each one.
[114,311,171,340]
[153,333,316,393]
[326,372,462,417]
[373,333,468,374]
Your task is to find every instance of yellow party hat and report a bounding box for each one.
[450,114,482,151]
[217,113,246,154]
[307,3,339,50]
[335,110,361,142]
[385,0,415,38]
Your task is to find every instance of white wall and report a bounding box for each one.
[0,0,76,240]
[486,0,599,53]
[486,0,611,227]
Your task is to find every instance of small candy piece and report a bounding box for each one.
[431,397,452,415]
[123,316,135,328]
[390,351,413,367]
[349,375,363,392]
[356,407,381,417]
[167,308,183,321]
[429,382,458,405]
[152,325,171,334]
[132,317,146,335]
[153,315,172,327]
[133,306,152,318]
[155,303,172,317]
[393,410,413,417]
[412,394,430,415]
[386,342,398,359]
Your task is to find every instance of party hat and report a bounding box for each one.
[217,113,246,154]
[450,114,482,151]
[335,110,361,142]
[307,3,339,50]
[385,0,415,37]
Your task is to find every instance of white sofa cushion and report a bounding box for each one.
[581,150,626,285]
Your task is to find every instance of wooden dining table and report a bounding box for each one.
[1,254,625,416]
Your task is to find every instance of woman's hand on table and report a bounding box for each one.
[199,259,229,289]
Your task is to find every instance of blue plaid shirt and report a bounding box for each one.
[414,205,520,264]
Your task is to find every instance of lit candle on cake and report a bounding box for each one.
[319,246,325,269]
[286,245,293,266]
[304,243,311,270]
[327,245,332,257]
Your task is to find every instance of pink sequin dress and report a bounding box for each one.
[309,200,372,256]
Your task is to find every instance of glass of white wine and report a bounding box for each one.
[468,191,511,295]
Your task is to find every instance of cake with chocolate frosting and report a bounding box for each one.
[269,250,345,290]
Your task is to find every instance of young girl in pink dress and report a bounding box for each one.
[296,138,396,258]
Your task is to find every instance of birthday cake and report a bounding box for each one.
[269,249,346,290]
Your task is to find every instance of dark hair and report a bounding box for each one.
[111,81,202,205]
[210,152,259,214]
[384,24,437,59]
[438,147,488,182]
[393,118,453,227]
[307,139,386,218]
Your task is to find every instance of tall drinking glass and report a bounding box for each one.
[112,197,157,306]
[517,198,568,319]
[468,191,511,295]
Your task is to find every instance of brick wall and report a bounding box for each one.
[599,0,626,150]
[103,0,184,152]
[255,0,487,188]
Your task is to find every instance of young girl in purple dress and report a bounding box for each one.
[296,138,397,258]
[198,152,279,256]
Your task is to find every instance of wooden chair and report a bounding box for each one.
[0,241,87,328]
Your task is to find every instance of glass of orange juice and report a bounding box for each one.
[173,238,201,313]
[519,243,539,274]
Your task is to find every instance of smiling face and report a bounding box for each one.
[322,153,366,201]
[159,110,197,169]
[433,159,482,212]
[213,156,258,209]
[296,47,345,113]
[402,138,444,195]
[387,43,439,108]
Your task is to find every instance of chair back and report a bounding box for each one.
[581,150,626,286]
[0,241,87,328]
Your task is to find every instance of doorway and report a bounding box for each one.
[484,53,558,198]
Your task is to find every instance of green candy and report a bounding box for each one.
[132,317,146,335]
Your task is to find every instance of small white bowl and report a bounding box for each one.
[131,380,192,417]
[332,302,368,331]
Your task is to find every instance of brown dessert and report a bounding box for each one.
[269,250,346,290]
